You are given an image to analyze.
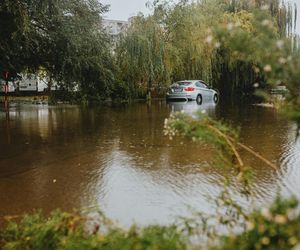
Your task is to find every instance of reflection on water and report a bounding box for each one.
[167,99,217,117]
[0,101,300,226]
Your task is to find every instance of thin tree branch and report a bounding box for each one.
[207,124,245,169]
[207,124,278,171]
[236,142,278,170]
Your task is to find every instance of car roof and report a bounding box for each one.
[178,80,204,82]
[177,80,206,84]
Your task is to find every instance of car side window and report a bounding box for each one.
[195,82,202,88]
[199,81,208,89]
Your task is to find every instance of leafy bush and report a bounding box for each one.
[211,197,300,250]
[0,211,187,250]
[1,197,300,250]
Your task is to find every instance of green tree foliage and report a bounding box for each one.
[0,1,30,75]
[115,16,169,98]
[115,0,297,99]
[0,0,114,101]
[211,7,300,121]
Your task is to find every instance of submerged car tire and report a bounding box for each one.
[213,94,219,104]
[196,94,202,105]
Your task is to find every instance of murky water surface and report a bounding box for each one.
[0,101,300,226]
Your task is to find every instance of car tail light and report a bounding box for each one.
[184,87,195,91]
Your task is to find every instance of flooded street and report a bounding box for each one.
[0,101,300,226]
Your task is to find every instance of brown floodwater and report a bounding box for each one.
[0,100,299,226]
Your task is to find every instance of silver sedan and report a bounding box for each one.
[166,80,219,104]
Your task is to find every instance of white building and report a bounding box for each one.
[0,74,58,93]
[0,80,15,93]
[18,74,38,92]
[102,17,135,36]
[103,19,128,36]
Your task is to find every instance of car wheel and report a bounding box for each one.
[213,94,219,104]
[196,94,202,105]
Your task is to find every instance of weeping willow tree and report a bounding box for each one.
[115,0,297,99]
[114,16,169,98]
[222,0,296,36]
[209,0,297,97]
[115,0,223,97]
[158,1,222,82]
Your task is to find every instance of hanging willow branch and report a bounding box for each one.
[164,112,278,172]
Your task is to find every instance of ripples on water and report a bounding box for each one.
[0,101,300,226]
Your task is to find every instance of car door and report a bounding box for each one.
[195,81,203,97]
[197,81,211,101]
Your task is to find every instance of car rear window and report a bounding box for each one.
[176,81,192,86]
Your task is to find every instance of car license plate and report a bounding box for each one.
[173,88,182,92]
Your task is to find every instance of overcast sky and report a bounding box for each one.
[102,0,300,34]
[102,0,151,20]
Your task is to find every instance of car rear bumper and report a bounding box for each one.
[166,93,196,100]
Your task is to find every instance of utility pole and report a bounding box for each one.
[3,71,9,115]
[2,71,11,142]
